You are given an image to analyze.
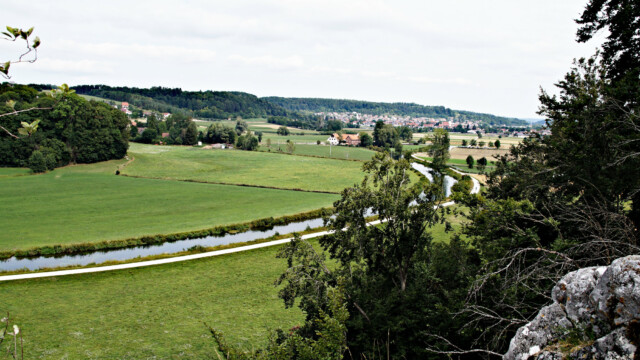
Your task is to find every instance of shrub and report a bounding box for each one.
[28,150,47,173]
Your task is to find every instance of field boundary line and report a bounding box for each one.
[118,174,341,194]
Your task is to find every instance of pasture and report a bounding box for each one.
[258,144,376,161]
[0,204,466,358]
[124,143,366,193]
[0,159,338,251]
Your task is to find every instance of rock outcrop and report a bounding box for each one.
[505,255,640,360]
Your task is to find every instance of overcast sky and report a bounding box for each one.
[2,0,603,119]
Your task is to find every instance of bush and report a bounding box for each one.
[44,153,57,171]
[28,150,47,173]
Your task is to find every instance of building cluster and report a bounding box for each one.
[317,111,480,131]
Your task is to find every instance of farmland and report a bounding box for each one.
[0,158,338,252]
[258,143,376,161]
[123,143,366,193]
[0,205,466,359]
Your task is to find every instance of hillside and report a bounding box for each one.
[70,85,291,120]
[262,96,528,126]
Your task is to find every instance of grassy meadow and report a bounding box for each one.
[0,203,467,358]
[0,244,303,359]
[124,143,366,193]
[0,159,338,251]
[258,143,376,161]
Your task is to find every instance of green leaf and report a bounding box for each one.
[32,36,40,48]
[17,128,28,136]
[27,27,33,36]
[0,62,9,75]
[1,32,11,37]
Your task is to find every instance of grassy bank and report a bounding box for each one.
[124,143,366,193]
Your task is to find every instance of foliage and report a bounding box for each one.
[396,125,413,141]
[0,83,129,168]
[204,122,237,144]
[235,119,248,135]
[476,156,487,171]
[285,140,295,154]
[454,5,640,352]
[466,155,474,169]
[359,132,372,147]
[272,153,469,358]
[1,25,40,79]
[372,120,398,148]
[277,126,290,136]
[71,85,294,121]
[427,129,450,172]
[183,121,198,145]
[27,149,46,173]
[237,132,259,151]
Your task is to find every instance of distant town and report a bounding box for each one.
[315,111,550,137]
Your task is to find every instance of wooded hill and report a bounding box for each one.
[69,85,292,120]
[263,96,528,126]
[32,84,528,127]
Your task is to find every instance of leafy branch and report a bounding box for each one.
[1,26,40,79]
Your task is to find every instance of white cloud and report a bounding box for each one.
[227,54,304,70]
[0,0,601,118]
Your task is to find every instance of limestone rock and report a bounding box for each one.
[504,256,640,360]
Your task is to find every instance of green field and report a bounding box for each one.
[124,143,366,193]
[77,94,120,105]
[0,203,466,358]
[0,168,30,178]
[0,244,303,359]
[416,156,497,174]
[0,161,338,251]
[259,144,376,161]
[261,133,332,144]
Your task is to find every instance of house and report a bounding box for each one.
[329,133,360,146]
[161,132,170,138]
[121,102,129,110]
[343,134,360,146]
[162,113,171,119]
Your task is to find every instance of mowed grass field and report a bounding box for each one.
[0,244,303,359]
[0,204,467,359]
[262,133,332,144]
[124,143,366,193]
[258,144,376,161]
[0,160,338,251]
